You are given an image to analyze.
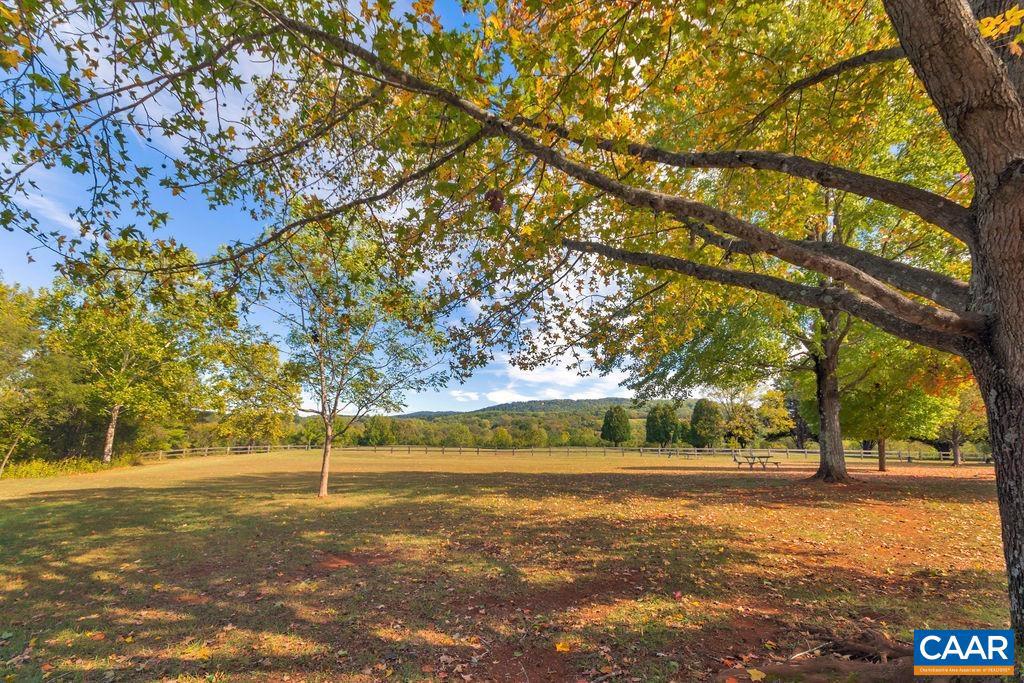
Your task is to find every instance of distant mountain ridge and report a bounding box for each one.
[400,396,633,419]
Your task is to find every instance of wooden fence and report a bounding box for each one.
[133,443,991,464]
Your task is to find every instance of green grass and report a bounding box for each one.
[0,453,146,480]
[0,451,1007,681]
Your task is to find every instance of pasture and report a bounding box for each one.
[0,451,1007,681]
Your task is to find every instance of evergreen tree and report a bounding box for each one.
[600,406,631,446]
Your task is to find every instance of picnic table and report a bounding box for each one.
[735,453,781,470]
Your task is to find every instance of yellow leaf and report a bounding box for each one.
[554,641,570,652]
[748,668,767,682]
[0,6,19,25]
[0,49,23,70]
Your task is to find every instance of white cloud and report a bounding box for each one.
[485,388,535,403]
[450,389,479,402]
[16,192,81,234]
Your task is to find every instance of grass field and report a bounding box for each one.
[0,451,1008,681]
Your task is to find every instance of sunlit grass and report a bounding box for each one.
[0,450,1007,681]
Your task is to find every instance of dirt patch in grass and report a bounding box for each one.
[314,551,397,571]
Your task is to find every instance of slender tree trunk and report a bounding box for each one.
[102,404,122,463]
[810,318,849,482]
[877,438,887,472]
[951,438,962,466]
[318,420,333,498]
[0,438,20,479]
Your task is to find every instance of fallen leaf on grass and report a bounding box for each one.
[555,642,571,652]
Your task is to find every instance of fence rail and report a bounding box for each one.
[133,443,991,464]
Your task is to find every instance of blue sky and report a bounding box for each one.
[0,0,633,413]
[0,171,632,413]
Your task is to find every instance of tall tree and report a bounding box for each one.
[213,338,300,447]
[937,382,989,466]
[644,403,678,448]
[246,216,446,496]
[800,324,966,471]
[600,406,631,446]
[0,282,41,476]
[43,244,231,462]
[689,399,724,448]
[12,0,1024,639]
[756,391,795,441]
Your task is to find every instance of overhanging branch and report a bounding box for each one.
[514,118,973,243]
[681,218,969,310]
[563,238,966,354]
[269,12,982,338]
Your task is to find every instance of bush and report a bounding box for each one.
[1,453,144,480]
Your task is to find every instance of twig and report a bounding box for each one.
[788,641,831,660]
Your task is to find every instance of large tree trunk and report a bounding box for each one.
[877,438,887,472]
[951,438,962,467]
[811,315,849,482]
[973,354,1024,642]
[102,404,122,464]
[318,420,333,498]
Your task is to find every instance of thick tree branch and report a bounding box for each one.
[563,238,965,354]
[799,240,969,311]
[271,13,983,337]
[682,218,969,310]
[515,118,973,242]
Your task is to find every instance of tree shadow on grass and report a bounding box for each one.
[0,468,1005,681]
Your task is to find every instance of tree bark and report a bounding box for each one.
[952,438,962,467]
[318,420,333,498]
[788,395,810,450]
[972,352,1024,642]
[811,314,850,482]
[877,438,887,472]
[102,404,122,464]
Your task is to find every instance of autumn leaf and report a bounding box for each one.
[747,668,767,681]
[554,641,571,652]
[0,49,23,70]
